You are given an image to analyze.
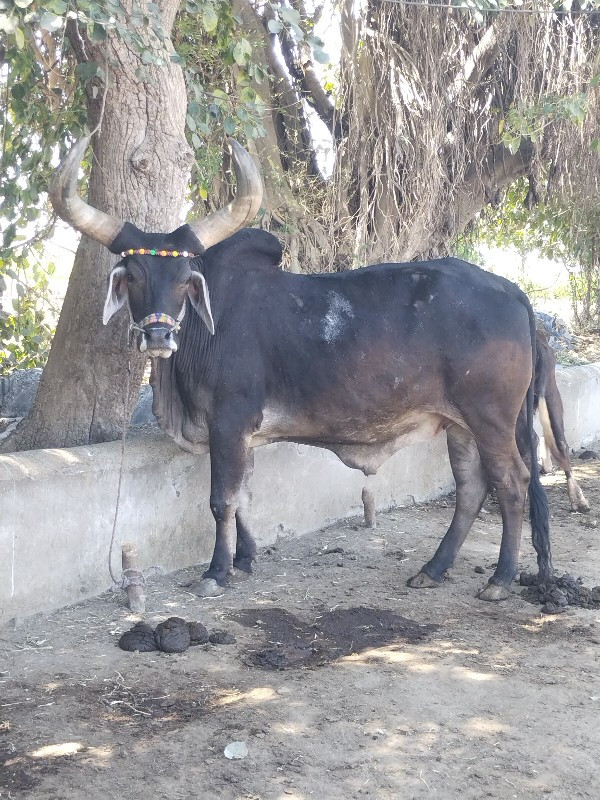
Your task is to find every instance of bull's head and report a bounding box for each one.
[49,137,262,357]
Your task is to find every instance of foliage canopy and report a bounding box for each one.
[1,0,600,382]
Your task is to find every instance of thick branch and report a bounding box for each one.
[291,0,345,139]
[449,25,500,102]
[453,139,534,236]
[261,7,320,176]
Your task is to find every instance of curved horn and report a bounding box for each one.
[187,138,263,249]
[49,136,125,248]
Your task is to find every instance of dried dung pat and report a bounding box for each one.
[187,621,209,645]
[155,617,191,653]
[118,622,158,652]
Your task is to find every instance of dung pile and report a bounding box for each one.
[118,617,235,653]
[520,572,600,614]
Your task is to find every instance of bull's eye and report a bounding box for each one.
[127,272,135,283]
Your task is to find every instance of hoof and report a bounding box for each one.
[225,568,251,586]
[232,556,254,574]
[188,578,226,598]
[570,501,591,514]
[407,571,441,589]
[477,582,509,602]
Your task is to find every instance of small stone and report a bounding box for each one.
[541,602,566,615]
[474,566,485,574]
[578,450,598,460]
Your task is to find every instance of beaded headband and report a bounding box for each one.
[120,248,197,258]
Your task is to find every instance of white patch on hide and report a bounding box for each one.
[322,292,354,342]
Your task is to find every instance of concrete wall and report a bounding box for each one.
[554,364,600,448]
[1,362,599,624]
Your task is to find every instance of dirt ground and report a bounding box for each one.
[1,454,600,800]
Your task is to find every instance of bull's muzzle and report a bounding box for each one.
[139,326,178,358]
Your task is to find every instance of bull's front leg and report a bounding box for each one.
[192,425,251,598]
[233,449,257,574]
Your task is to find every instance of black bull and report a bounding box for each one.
[50,137,552,601]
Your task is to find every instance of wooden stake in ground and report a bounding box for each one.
[362,487,376,528]
[121,543,146,613]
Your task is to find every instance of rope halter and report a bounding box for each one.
[130,312,181,336]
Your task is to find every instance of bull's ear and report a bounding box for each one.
[188,271,215,335]
[103,266,128,324]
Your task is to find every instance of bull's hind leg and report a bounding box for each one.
[475,440,530,601]
[233,450,257,574]
[408,425,489,589]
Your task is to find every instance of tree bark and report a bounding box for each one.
[2,0,192,452]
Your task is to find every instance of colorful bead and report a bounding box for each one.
[120,249,197,258]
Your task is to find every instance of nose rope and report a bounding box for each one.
[129,306,186,336]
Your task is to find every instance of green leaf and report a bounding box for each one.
[89,23,107,42]
[75,62,101,80]
[202,6,219,33]
[186,113,197,132]
[40,12,64,32]
[289,22,304,42]
[240,86,256,103]
[267,18,283,34]
[14,0,34,8]
[0,13,17,34]
[10,83,26,100]
[279,6,301,26]
[191,132,202,150]
[14,26,24,49]
[47,0,68,12]
[223,116,236,135]
[313,48,330,64]
[232,41,247,66]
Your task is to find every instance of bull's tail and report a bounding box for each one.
[524,304,553,582]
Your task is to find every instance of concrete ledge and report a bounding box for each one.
[555,364,600,447]
[0,432,453,623]
[1,361,599,623]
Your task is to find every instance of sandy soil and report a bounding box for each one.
[1,454,599,800]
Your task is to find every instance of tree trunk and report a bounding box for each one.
[2,0,192,453]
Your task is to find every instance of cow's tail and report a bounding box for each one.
[523,300,553,583]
